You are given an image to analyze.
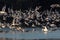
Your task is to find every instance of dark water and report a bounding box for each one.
[0,28,60,40]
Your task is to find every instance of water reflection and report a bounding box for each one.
[43,31,48,35]
[0,28,60,39]
[0,38,20,40]
[0,38,60,40]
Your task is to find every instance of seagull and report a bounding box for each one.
[42,26,48,32]
[1,24,5,28]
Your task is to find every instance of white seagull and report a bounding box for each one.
[42,26,48,32]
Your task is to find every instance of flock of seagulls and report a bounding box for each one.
[0,4,60,33]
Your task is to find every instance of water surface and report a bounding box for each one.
[0,28,60,40]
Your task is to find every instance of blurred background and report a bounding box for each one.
[0,0,60,10]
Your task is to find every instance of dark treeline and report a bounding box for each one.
[0,0,60,10]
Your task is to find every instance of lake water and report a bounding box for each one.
[0,28,60,40]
